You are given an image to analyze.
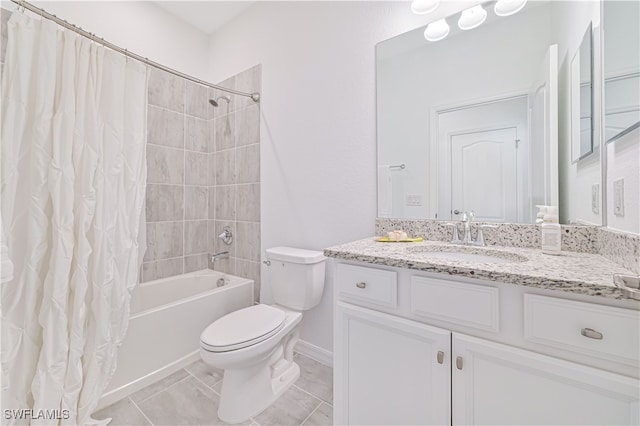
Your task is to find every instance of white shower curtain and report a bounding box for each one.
[1,12,147,425]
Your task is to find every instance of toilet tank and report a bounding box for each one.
[265,247,326,311]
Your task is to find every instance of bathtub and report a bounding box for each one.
[98,269,254,409]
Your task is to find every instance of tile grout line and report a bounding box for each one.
[184,366,223,397]
[134,372,193,406]
[127,396,155,426]
[291,383,325,406]
[298,400,323,426]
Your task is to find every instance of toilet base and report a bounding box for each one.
[217,358,300,424]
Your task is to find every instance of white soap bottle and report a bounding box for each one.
[541,206,561,255]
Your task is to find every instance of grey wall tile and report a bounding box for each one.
[237,144,260,184]
[147,145,184,185]
[214,186,236,221]
[144,223,157,262]
[207,220,216,253]
[235,65,261,111]
[185,151,209,186]
[185,116,208,153]
[208,153,217,185]
[184,253,209,273]
[185,220,208,255]
[156,257,183,280]
[236,222,260,262]
[208,187,216,220]
[146,185,183,222]
[147,106,184,149]
[185,81,211,120]
[212,256,236,275]
[1,9,10,65]
[215,149,236,185]
[185,186,208,220]
[236,259,260,303]
[154,221,183,260]
[213,113,235,151]
[141,262,156,283]
[236,104,260,147]
[148,68,185,113]
[236,184,260,222]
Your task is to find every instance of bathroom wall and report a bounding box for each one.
[25,1,210,79]
[205,1,433,358]
[142,65,262,303]
[606,128,640,234]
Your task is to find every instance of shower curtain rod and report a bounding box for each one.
[10,0,261,103]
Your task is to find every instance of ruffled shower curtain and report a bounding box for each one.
[1,11,147,425]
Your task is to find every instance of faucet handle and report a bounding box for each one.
[475,224,497,247]
[444,223,461,244]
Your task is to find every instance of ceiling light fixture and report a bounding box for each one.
[424,18,450,42]
[411,0,440,15]
[494,0,527,16]
[458,5,487,30]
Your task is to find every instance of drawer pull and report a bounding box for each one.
[437,351,444,364]
[580,328,603,340]
[355,282,367,289]
[456,356,463,370]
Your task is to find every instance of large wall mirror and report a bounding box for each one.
[376,0,601,225]
[603,0,639,143]
[571,23,594,163]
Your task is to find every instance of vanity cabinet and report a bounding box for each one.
[333,262,640,425]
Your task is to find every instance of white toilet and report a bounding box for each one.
[200,246,326,424]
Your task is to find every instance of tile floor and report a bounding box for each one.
[94,353,333,426]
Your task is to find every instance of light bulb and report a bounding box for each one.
[411,0,440,15]
[494,0,527,16]
[424,18,450,42]
[458,5,487,30]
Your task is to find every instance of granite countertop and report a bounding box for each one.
[324,238,640,301]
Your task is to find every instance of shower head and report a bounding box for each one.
[209,96,231,107]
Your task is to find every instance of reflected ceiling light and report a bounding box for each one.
[494,0,527,16]
[424,18,450,42]
[411,0,440,15]
[458,5,487,30]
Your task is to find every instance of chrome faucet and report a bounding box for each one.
[445,210,497,247]
[211,251,229,263]
[460,211,475,245]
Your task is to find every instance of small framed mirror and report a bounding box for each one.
[571,22,594,163]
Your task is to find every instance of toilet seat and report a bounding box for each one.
[201,305,287,352]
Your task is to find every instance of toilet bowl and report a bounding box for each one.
[199,247,326,424]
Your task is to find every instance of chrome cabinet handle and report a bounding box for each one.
[437,351,444,364]
[581,328,603,340]
[355,282,366,289]
[456,356,463,370]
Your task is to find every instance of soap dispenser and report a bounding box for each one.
[541,206,561,255]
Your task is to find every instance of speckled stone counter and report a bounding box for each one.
[324,238,640,301]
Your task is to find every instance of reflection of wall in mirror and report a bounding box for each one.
[553,0,602,226]
[604,0,640,142]
[377,3,553,222]
[606,127,639,234]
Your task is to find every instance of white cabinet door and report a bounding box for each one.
[335,302,451,425]
[453,333,640,425]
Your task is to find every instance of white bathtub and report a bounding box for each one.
[99,269,254,409]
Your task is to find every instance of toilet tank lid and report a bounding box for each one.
[265,246,325,264]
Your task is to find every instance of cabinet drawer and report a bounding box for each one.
[336,264,397,308]
[524,294,640,366]
[411,276,500,333]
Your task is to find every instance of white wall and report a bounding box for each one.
[606,128,640,234]
[206,1,433,354]
[4,1,210,79]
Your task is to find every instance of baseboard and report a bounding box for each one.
[295,339,333,368]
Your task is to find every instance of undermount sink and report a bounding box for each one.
[406,246,528,264]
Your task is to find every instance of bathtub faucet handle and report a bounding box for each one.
[218,226,233,245]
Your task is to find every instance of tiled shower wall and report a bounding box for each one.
[142,65,262,301]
